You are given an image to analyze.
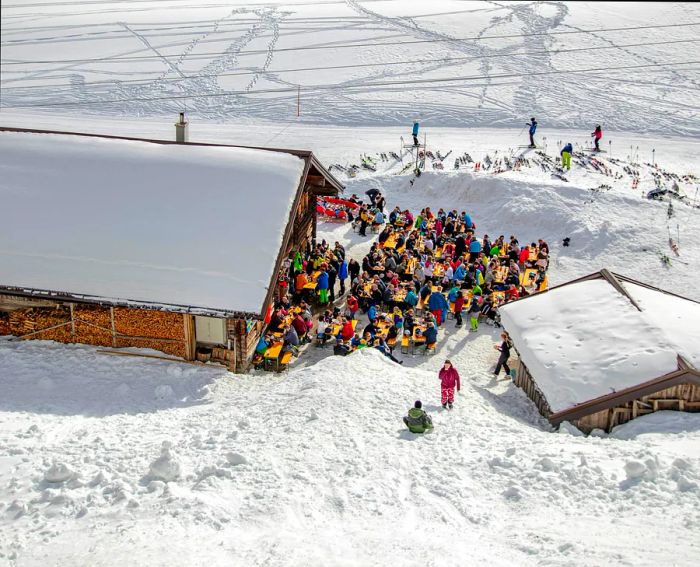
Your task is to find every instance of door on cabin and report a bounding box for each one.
[194,315,226,345]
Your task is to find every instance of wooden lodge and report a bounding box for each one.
[0,125,343,371]
[500,269,700,433]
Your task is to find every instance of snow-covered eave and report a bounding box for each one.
[0,286,262,320]
[548,355,700,426]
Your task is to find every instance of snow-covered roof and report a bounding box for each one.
[0,131,308,315]
[500,273,700,414]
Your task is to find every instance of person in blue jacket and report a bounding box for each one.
[454,263,467,282]
[561,142,573,170]
[316,269,329,305]
[412,120,420,146]
[367,304,378,323]
[428,288,449,326]
[461,212,474,230]
[469,238,482,262]
[338,259,348,296]
[404,289,418,308]
[528,117,538,148]
[423,323,438,350]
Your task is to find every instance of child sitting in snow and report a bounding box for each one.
[403,400,434,434]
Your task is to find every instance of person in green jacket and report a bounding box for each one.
[293,252,303,274]
[414,214,424,230]
[403,400,434,434]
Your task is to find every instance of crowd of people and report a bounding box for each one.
[253,185,550,384]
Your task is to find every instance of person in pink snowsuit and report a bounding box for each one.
[439,359,461,409]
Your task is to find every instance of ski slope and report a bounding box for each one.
[2,1,700,135]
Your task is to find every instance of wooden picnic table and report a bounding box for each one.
[520,268,538,287]
[383,233,399,249]
[494,265,509,283]
[303,270,321,290]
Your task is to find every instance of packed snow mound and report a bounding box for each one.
[333,168,700,300]
[148,441,182,482]
[611,411,700,440]
[43,462,75,484]
[1,339,699,566]
[0,339,223,416]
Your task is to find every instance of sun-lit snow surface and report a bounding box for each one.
[0,131,305,314]
[0,339,699,566]
[1,1,699,135]
[626,282,700,368]
[499,278,700,413]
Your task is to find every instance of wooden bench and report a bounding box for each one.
[400,334,411,354]
[278,351,294,372]
[425,343,436,355]
[387,337,397,349]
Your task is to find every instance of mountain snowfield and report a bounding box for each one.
[1,340,699,567]
[2,0,700,565]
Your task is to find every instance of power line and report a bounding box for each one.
[2,21,699,64]
[3,38,697,91]
[4,59,699,109]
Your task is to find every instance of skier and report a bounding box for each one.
[561,142,573,170]
[591,125,603,151]
[528,117,538,148]
[438,359,461,410]
[412,120,420,146]
[493,332,512,376]
[403,400,434,434]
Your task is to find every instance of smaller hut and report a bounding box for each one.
[499,269,700,433]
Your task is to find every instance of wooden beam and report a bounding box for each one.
[69,303,75,336]
[600,269,643,312]
[306,175,326,187]
[110,306,117,347]
[183,314,196,361]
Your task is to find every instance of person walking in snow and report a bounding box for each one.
[493,332,513,377]
[438,359,461,410]
[412,120,420,146]
[591,125,603,151]
[561,142,573,170]
[528,117,538,148]
[468,294,482,332]
[403,400,433,434]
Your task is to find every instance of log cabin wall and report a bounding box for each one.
[574,381,700,433]
[513,358,553,419]
[0,303,189,358]
[228,318,264,372]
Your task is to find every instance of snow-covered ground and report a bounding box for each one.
[2,338,699,567]
[2,1,700,135]
[1,133,699,564]
[2,1,700,565]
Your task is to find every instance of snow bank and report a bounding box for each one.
[500,278,692,413]
[0,131,306,314]
[1,337,699,566]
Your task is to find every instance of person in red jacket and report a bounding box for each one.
[518,245,530,268]
[439,359,461,410]
[341,318,355,341]
[292,313,308,343]
[346,294,359,320]
[454,291,465,327]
